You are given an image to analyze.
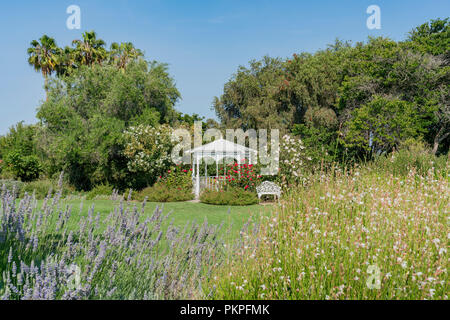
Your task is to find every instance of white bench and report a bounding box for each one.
[256,181,281,200]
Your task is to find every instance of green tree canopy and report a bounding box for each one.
[36,60,181,190]
[214,19,450,160]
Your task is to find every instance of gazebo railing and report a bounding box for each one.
[195,176,227,192]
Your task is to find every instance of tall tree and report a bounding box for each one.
[406,18,449,58]
[27,35,59,100]
[109,42,144,70]
[405,18,450,154]
[55,46,76,77]
[72,31,107,67]
[37,60,181,190]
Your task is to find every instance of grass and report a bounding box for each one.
[209,165,449,300]
[32,198,272,241]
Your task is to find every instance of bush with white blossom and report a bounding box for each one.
[277,134,312,187]
[123,124,174,180]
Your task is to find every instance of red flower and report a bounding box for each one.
[244,185,249,190]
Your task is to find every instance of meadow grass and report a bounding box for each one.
[209,165,449,300]
[26,199,271,241]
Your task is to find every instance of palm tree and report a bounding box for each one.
[72,31,107,67]
[55,46,76,78]
[109,42,144,70]
[27,35,59,100]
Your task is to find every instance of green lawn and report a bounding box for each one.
[35,198,274,240]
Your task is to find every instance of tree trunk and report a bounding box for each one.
[432,127,450,155]
[44,74,49,102]
[432,140,439,155]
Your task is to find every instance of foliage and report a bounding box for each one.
[372,140,449,178]
[71,31,107,67]
[343,96,421,153]
[200,188,259,206]
[36,60,180,191]
[27,35,60,98]
[19,179,74,199]
[213,56,292,131]
[86,184,114,200]
[133,166,194,202]
[0,180,24,195]
[338,37,449,156]
[218,162,262,192]
[275,134,313,188]
[0,122,38,159]
[28,31,145,80]
[164,165,193,191]
[123,124,175,186]
[406,18,449,56]
[134,183,194,202]
[214,21,449,161]
[292,124,338,165]
[4,151,41,182]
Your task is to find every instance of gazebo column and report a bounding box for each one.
[215,154,218,178]
[195,154,200,199]
[192,157,195,188]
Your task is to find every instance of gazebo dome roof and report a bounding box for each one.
[187,138,257,154]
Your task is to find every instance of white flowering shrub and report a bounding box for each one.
[123,124,174,179]
[277,134,312,187]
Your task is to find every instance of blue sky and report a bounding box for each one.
[0,0,449,134]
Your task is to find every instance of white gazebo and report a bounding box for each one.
[187,138,257,198]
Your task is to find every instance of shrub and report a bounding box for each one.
[133,165,194,202]
[0,179,24,195]
[123,124,175,186]
[4,151,42,182]
[221,162,262,192]
[135,183,194,202]
[164,165,193,190]
[20,179,74,199]
[200,188,259,206]
[86,184,114,200]
[373,142,448,178]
